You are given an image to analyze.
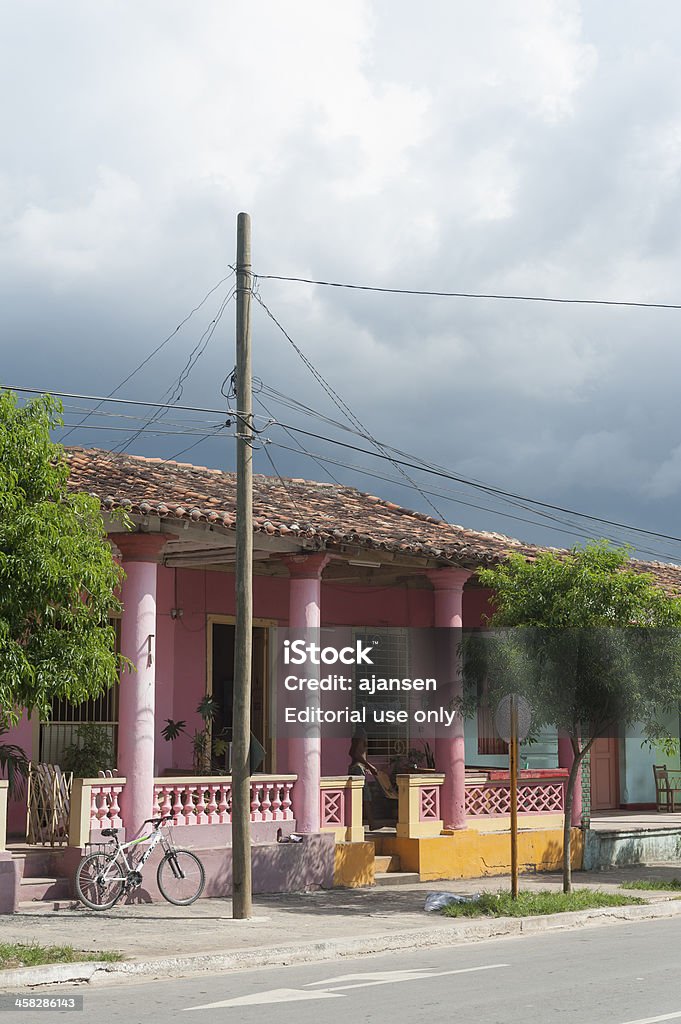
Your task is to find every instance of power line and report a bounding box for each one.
[159,427,231,466]
[258,443,305,520]
[265,438,681,563]
[252,289,446,520]
[60,423,224,436]
[60,404,225,429]
[254,273,681,310]
[262,421,681,548]
[6,382,681,550]
[58,269,235,443]
[251,385,636,543]
[248,293,681,548]
[254,391,342,486]
[104,288,235,456]
[4,385,225,415]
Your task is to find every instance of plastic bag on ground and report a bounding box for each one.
[424,891,481,912]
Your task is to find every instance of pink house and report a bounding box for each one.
[2,447,679,909]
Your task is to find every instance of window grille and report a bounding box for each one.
[39,619,121,765]
[353,628,410,762]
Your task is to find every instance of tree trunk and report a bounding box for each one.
[561,745,585,897]
[562,747,586,893]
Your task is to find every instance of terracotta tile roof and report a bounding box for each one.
[65,446,681,593]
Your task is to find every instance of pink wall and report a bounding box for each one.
[134,570,496,776]
[463,587,495,628]
[322,583,433,627]
[154,566,176,775]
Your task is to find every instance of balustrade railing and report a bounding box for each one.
[465,771,566,817]
[396,774,445,839]
[319,777,365,842]
[153,775,297,826]
[69,777,126,846]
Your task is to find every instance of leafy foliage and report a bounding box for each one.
[0,391,125,728]
[440,888,644,918]
[470,542,681,743]
[626,878,681,891]
[60,725,116,778]
[465,541,681,891]
[0,942,122,968]
[0,727,29,797]
[162,696,229,773]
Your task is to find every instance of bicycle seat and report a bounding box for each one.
[100,828,118,837]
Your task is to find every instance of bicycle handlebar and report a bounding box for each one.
[142,816,174,827]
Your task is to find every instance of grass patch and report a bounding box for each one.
[0,943,122,971]
[625,878,681,892]
[441,888,645,918]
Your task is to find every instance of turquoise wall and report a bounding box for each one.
[463,716,558,770]
[620,713,680,805]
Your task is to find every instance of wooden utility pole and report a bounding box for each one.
[510,695,519,899]
[232,212,253,919]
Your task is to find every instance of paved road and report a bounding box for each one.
[7,917,681,1023]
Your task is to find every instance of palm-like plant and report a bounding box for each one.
[0,728,29,798]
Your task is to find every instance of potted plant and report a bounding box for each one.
[161,695,229,774]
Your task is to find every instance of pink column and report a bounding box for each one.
[427,567,471,830]
[558,734,583,826]
[116,534,168,841]
[285,554,330,833]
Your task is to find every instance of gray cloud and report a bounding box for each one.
[2,1,681,561]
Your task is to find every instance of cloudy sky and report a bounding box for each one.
[3,1,681,561]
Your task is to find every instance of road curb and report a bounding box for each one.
[2,897,681,990]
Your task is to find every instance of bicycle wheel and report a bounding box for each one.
[75,852,125,911]
[157,849,205,906]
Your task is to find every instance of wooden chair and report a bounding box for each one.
[653,764,681,812]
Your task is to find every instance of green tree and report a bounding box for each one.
[0,391,125,732]
[470,541,681,892]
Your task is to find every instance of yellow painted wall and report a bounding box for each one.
[376,828,583,882]
[334,842,375,888]
[463,813,564,833]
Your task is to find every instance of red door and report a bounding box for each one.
[590,737,619,810]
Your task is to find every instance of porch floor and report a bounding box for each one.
[589,809,681,832]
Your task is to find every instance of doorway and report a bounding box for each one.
[590,737,619,810]
[208,618,271,772]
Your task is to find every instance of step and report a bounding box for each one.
[374,872,421,886]
[19,876,72,902]
[10,848,70,880]
[374,854,401,873]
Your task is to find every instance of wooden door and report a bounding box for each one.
[590,737,619,810]
[251,627,270,771]
[210,621,271,772]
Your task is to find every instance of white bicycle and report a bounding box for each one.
[75,816,205,910]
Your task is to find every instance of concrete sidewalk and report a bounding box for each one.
[2,865,680,966]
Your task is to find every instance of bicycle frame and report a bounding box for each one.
[96,824,172,887]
